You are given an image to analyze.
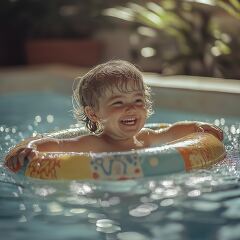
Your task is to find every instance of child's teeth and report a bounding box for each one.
[122,118,136,125]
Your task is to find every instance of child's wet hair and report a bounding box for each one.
[73,60,153,133]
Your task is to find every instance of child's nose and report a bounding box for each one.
[125,103,136,112]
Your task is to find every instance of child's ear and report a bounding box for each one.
[84,106,98,122]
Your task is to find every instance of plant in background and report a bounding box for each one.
[103,0,240,79]
[217,0,240,20]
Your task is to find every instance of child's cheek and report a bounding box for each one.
[109,106,125,113]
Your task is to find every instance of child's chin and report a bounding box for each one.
[119,122,138,131]
[119,126,140,137]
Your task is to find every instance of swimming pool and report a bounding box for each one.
[0,65,240,240]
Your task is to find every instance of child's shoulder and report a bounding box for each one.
[137,127,157,142]
[75,133,100,142]
[138,127,168,146]
[139,127,157,135]
[73,134,103,152]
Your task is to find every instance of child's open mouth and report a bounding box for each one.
[120,117,137,126]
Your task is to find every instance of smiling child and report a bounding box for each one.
[5,60,223,169]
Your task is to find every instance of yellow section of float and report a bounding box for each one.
[24,153,93,180]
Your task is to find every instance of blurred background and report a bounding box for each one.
[1,0,240,79]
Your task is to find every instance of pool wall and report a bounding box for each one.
[0,64,239,118]
[145,74,240,118]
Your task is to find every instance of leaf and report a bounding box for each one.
[230,0,240,10]
[102,7,134,21]
[217,0,240,20]
[146,2,191,31]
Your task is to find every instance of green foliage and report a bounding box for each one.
[216,0,240,20]
[104,0,240,79]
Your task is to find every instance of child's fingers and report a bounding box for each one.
[5,147,35,170]
[18,148,33,166]
[214,126,224,141]
[208,126,223,140]
[5,156,14,169]
[12,156,19,170]
[196,126,204,132]
[27,150,39,161]
[6,155,18,170]
[201,124,223,141]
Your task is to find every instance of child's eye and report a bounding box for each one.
[112,101,123,106]
[135,98,144,104]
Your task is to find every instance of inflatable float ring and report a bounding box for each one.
[5,123,226,180]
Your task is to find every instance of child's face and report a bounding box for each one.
[94,83,147,140]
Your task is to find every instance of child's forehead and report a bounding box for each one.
[104,78,143,91]
[102,83,144,97]
[104,87,143,96]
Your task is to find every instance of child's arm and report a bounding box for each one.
[146,121,223,146]
[5,135,93,171]
[5,136,41,171]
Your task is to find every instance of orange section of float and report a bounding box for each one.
[24,154,61,179]
[176,133,226,170]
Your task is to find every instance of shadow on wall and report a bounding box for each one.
[0,0,127,67]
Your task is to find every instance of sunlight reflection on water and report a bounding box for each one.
[0,111,240,240]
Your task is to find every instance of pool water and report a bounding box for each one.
[0,92,240,240]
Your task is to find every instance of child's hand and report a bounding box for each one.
[194,122,224,141]
[5,146,38,172]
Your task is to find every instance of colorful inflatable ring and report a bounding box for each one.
[5,123,226,180]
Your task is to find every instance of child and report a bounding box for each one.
[5,60,223,170]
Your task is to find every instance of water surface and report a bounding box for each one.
[0,92,240,240]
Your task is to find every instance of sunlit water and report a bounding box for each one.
[0,92,240,240]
